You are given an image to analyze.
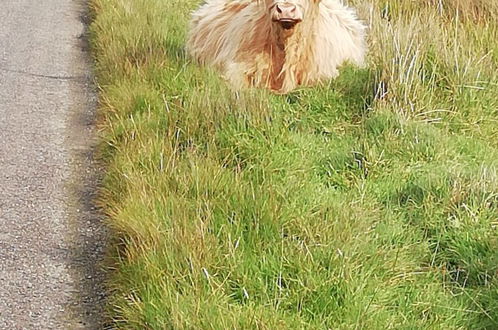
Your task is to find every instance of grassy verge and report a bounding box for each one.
[89,0,498,328]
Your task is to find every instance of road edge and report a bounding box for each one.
[64,0,108,328]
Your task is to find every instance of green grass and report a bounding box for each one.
[89,0,498,328]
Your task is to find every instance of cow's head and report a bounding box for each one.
[266,0,320,30]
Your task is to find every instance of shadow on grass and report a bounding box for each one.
[282,66,379,118]
[164,39,188,63]
[330,66,379,116]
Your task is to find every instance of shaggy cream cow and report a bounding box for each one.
[186,0,366,93]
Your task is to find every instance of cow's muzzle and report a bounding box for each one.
[277,18,300,30]
[271,3,303,30]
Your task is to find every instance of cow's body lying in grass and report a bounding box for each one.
[186,0,366,93]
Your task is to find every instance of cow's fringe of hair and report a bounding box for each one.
[186,0,366,93]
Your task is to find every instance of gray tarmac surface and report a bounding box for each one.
[0,0,106,328]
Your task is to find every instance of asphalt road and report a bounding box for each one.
[0,0,105,328]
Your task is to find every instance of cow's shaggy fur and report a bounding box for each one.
[186,0,366,93]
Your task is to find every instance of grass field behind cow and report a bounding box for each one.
[89,0,498,328]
